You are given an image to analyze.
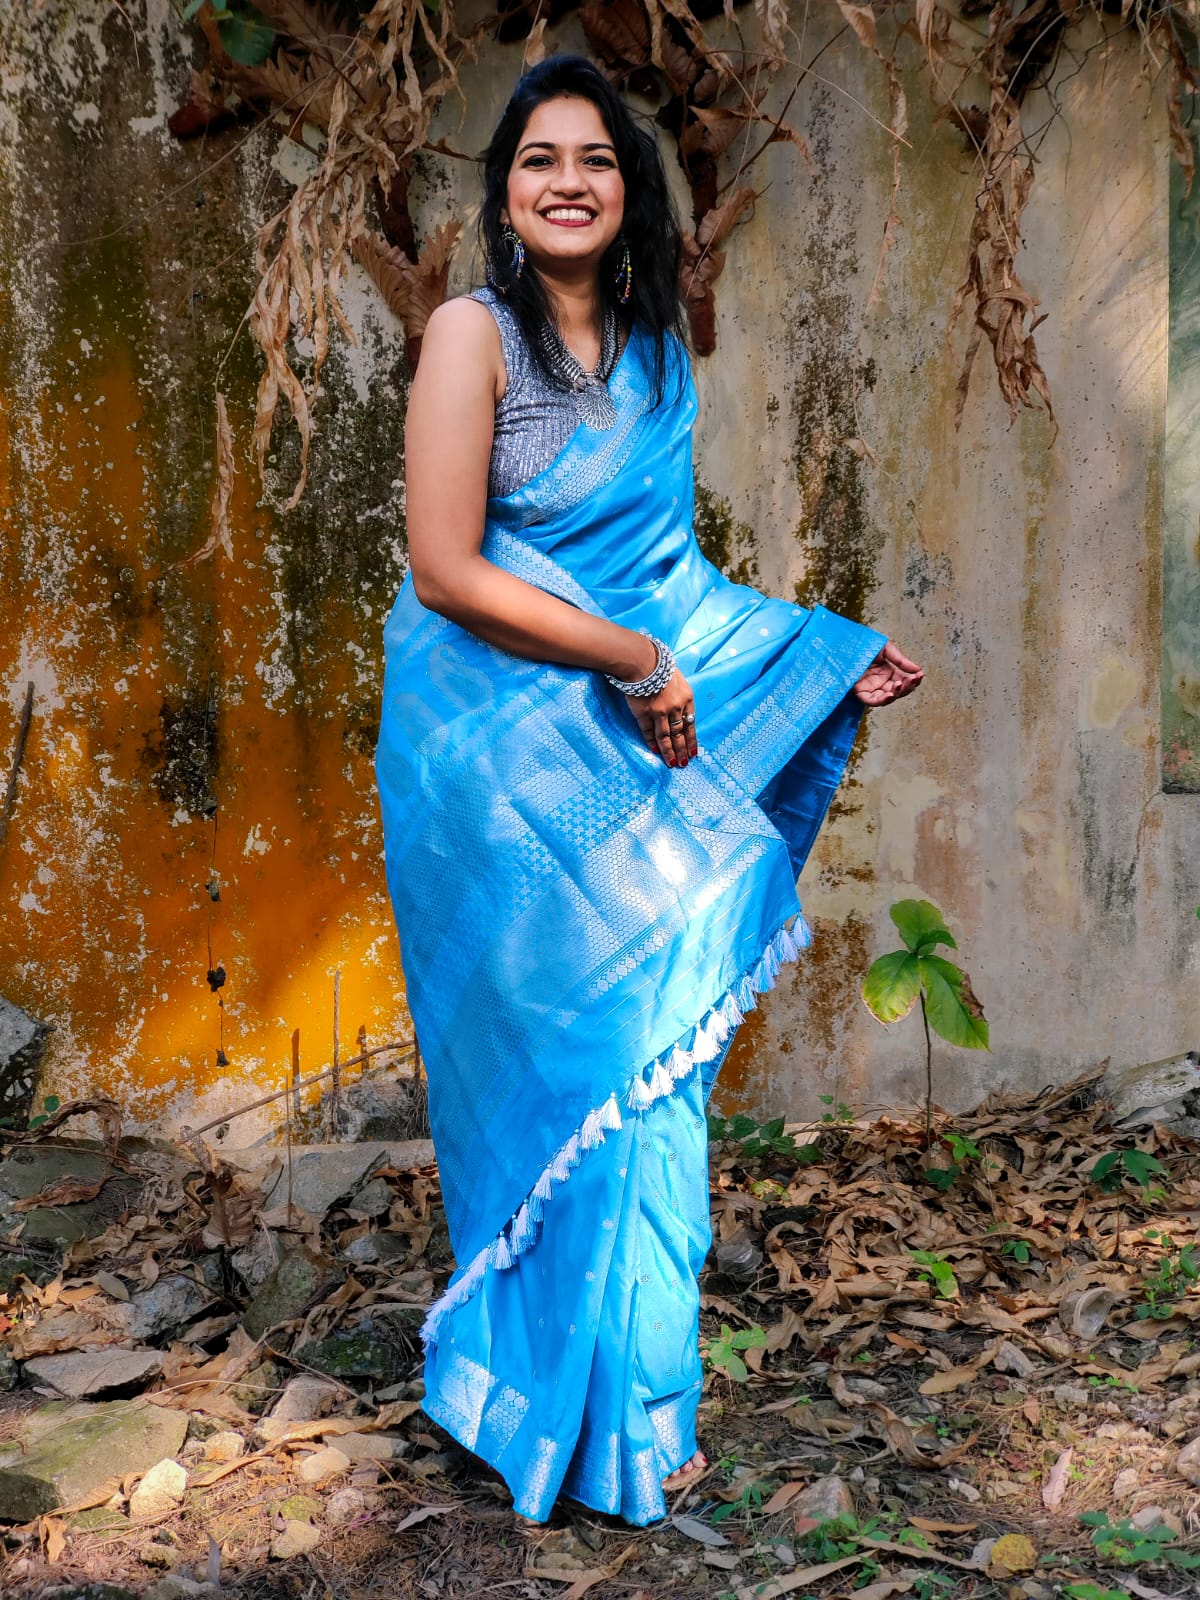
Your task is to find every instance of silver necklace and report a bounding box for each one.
[536,305,620,430]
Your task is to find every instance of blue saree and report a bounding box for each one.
[375,322,884,1524]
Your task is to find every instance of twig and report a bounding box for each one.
[0,682,34,848]
[186,1039,417,1137]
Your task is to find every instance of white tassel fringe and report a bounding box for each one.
[420,914,809,1346]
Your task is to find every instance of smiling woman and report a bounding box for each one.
[373,55,922,1528]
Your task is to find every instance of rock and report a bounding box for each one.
[23,1348,164,1399]
[271,1518,323,1560]
[1113,1466,1140,1497]
[221,1141,427,1218]
[114,1276,213,1342]
[231,1229,277,1293]
[340,1232,410,1267]
[140,1543,177,1570]
[790,1475,854,1532]
[1177,1435,1200,1486]
[297,1308,421,1386]
[714,1234,763,1281]
[840,1377,890,1400]
[1131,1504,1184,1537]
[0,995,50,1126]
[143,1579,219,1600]
[0,1142,142,1245]
[993,1339,1037,1378]
[946,1475,982,1503]
[0,1252,55,1294]
[273,1493,323,1523]
[200,1430,245,1462]
[256,1374,343,1442]
[129,1458,187,1520]
[242,1245,345,1341]
[334,1431,397,1463]
[345,1178,394,1218]
[326,1486,369,1525]
[0,1347,18,1392]
[296,1445,350,1485]
[334,1077,431,1144]
[1051,1385,1091,1408]
[1103,1049,1200,1130]
[0,1399,187,1519]
[1020,1583,1052,1600]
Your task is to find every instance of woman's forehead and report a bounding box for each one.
[518,96,614,149]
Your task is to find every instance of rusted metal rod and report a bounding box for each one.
[187,1038,417,1138]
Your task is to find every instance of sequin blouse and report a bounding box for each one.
[471,287,618,500]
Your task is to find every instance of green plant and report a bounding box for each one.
[25,1094,61,1132]
[1090,1147,1170,1194]
[1087,1373,1138,1393]
[818,1094,855,1125]
[1079,1511,1200,1571]
[912,1575,955,1600]
[702,1323,766,1382]
[707,1112,822,1165]
[1001,1236,1035,1264]
[909,1249,959,1299]
[861,900,989,1144]
[181,0,276,64]
[1136,1230,1198,1320]
[710,1476,767,1525]
[1063,1586,1135,1600]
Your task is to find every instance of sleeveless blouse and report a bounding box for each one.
[470,287,616,499]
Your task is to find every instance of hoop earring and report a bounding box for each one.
[614,238,632,306]
[501,223,526,281]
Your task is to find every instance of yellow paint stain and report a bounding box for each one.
[0,350,410,1132]
[1087,654,1140,729]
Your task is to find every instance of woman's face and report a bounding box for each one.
[503,95,626,275]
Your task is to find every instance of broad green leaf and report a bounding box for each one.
[918,955,989,1049]
[218,9,276,65]
[862,950,921,1024]
[1120,1149,1167,1187]
[890,898,957,955]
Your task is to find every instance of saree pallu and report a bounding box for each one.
[376,326,884,1523]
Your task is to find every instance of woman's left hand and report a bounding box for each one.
[853,641,924,707]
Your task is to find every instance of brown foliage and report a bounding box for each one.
[353,221,462,370]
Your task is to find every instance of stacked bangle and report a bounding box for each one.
[605,634,675,698]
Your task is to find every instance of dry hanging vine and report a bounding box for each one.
[170,1,1200,539]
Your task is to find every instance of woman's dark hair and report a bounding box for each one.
[480,55,686,407]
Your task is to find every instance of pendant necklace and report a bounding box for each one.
[536,304,620,430]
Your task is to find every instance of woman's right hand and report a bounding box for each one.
[625,670,698,768]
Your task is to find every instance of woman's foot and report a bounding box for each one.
[662,1449,707,1492]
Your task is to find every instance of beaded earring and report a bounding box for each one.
[614,238,632,305]
[501,223,526,280]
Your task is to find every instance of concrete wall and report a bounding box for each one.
[1,1,1196,1139]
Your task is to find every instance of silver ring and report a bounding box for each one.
[683,713,696,724]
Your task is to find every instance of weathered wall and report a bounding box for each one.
[1,1,1197,1139]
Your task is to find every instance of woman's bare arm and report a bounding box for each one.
[405,298,657,684]
[405,298,697,763]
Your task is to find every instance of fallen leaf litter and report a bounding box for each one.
[0,1064,1196,1597]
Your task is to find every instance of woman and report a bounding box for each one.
[375,55,922,1527]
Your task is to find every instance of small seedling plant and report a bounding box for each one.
[702,1322,766,1382]
[861,899,989,1145]
[707,1112,822,1165]
[909,1249,959,1299]
[1137,1229,1198,1320]
[1090,1147,1170,1195]
[1079,1511,1200,1572]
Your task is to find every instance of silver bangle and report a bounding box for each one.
[605,634,675,698]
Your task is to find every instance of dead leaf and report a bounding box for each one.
[671,1514,729,1546]
[762,1481,808,1514]
[395,1503,457,1532]
[1042,1446,1072,1511]
[1022,1395,1041,1426]
[96,1271,129,1303]
[908,1516,977,1534]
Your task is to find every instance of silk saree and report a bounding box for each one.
[375,323,884,1524]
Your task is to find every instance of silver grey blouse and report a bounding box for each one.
[471,287,617,499]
